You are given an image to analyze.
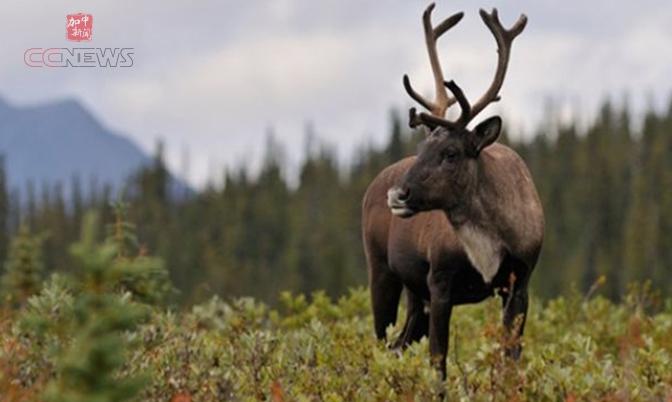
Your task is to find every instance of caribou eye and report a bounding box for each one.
[442,150,458,162]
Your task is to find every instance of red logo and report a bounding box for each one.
[66,13,93,42]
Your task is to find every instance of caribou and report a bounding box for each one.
[362,3,544,378]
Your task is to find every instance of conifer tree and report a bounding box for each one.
[41,213,148,402]
[0,155,8,266]
[105,194,173,305]
[387,110,405,163]
[0,225,45,308]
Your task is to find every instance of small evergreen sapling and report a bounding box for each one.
[105,194,174,305]
[42,213,150,402]
[22,207,175,402]
[0,225,46,308]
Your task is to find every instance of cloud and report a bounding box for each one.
[97,18,420,186]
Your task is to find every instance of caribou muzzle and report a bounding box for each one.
[387,186,417,218]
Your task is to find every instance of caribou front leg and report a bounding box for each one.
[428,269,454,379]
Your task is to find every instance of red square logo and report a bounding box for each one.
[66,13,93,42]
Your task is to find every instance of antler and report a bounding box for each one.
[408,80,470,130]
[469,8,527,119]
[403,3,464,128]
[404,5,527,130]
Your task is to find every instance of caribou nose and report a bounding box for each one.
[387,187,416,218]
[397,187,410,201]
[387,186,410,204]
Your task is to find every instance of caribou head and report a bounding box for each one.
[387,4,527,221]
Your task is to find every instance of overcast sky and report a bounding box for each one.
[1,0,671,187]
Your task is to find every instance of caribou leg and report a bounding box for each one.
[392,289,430,350]
[500,261,531,360]
[369,257,403,341]
[428,269,454,379]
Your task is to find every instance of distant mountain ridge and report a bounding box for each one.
[0,97,188,200]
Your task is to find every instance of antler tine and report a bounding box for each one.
[413,80,471,130]
[469,8,528,120]
[403,3,464,119]
[423,4,464,114]
[444,80,471,126]
[404,76,434,114]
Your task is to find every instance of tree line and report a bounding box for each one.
[1,99,671,305]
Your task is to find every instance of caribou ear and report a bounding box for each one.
[470,116,502,155]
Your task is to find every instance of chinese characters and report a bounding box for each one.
[66,13,93,42]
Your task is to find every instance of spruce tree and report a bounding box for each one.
[0,225,45,308]
[0,155,8,266]
[38,213,153,402]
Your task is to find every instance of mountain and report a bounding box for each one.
[0,97,188,200]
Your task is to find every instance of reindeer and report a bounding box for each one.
[362,3,544,378]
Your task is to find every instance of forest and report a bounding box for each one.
[2,98,671,305]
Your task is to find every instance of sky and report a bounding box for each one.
[1,0,671,187]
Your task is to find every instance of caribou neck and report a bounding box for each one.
[444,157,492,229]
[445,204,470,227]
[444,195,490,230]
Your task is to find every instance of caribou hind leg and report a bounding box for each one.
[499,258,532,360]
[368,256,403,340]
[501,288,528,359]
